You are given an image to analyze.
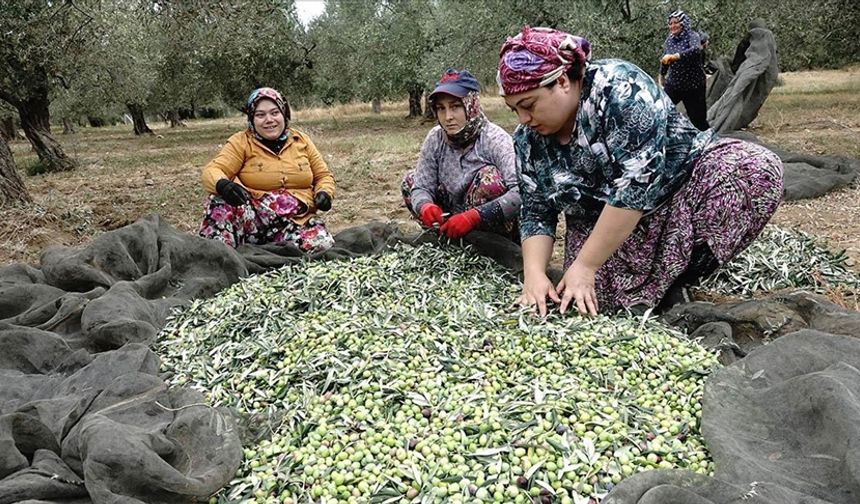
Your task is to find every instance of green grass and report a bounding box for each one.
[23,158,50,176]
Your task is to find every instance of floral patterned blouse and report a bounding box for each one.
[513,59,716,240]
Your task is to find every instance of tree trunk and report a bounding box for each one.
[0,134,32,206]
[17,99,76,172]
[371,98,381,114]
[88,116,106,128]
[62,117,75,134]
[0,116,16,142]
[167,108,186,128]
[423,93,435,120]
[126,103,154,135]
[407,85,423,118]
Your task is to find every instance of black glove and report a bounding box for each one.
[215,179,251,206]
[314,191,332,211]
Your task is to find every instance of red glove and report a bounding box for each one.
[439,209,481,239]
[419,203,444,227]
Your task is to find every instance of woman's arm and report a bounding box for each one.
[520,235,560,317]
[660,40,671,77]
[409,129,442,214]
[576,206,643,271]
[201,133,246,194]
[557,206,642,315]
[677,31,702,60]
[513,127,563,316]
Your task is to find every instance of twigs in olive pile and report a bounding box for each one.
[158,244,718,504]
[700,225,860,296]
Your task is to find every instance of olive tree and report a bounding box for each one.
[146,2,226,126]
[0,0,96,172]
[0,134,30,206]
[307,1,377,107]
[191,0,312,111]
[309,0,435,117]
[93,3,163,135]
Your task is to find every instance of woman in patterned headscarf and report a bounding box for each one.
[402,68,521,240]
[660,10,709,130]
[498,26,783,316]
[199,87,336,253]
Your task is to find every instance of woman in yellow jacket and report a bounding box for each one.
[200,87,336,253]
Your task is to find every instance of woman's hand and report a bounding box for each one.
[215,179,251,206]
[556,261,598,315]
[439,209,480,239]
[561,206,642,315]
[314,191,332,211]
[517,272,560,317]
[419,203,444,228]
[661,53,681,65]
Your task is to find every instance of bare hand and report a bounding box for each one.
[517,273,560,317]
[661,53,680,65]
[556,261,599,315]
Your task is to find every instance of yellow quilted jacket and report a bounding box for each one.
[201,128,336,225]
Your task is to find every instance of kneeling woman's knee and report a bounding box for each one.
[467,166,507,203]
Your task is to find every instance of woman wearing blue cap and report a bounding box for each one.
[402,69,521,240]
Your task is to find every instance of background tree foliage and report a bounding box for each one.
[0,0,98,172]
[0,0,857,178]
[308,0,435,116]
[193,1,314,110]
[305,0,858,106]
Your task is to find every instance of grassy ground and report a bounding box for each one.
[753,67,860,269]
[3,67,859,269]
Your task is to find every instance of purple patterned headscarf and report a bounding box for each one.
[497,26,592,96]
[246,87,290,141]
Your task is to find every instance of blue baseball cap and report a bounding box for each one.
[429,68,480,98]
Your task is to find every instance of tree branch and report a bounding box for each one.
[55,74,71,90]
[65,0,95,24]
[0,89,19,108]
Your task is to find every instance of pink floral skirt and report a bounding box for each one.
[199,189,334,253]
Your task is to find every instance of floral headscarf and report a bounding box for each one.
[497,26,592,96]
[432,90,487,149]
[427,68,487,148]
[246,87,291,142]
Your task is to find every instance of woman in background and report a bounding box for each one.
[660,10,710,131]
